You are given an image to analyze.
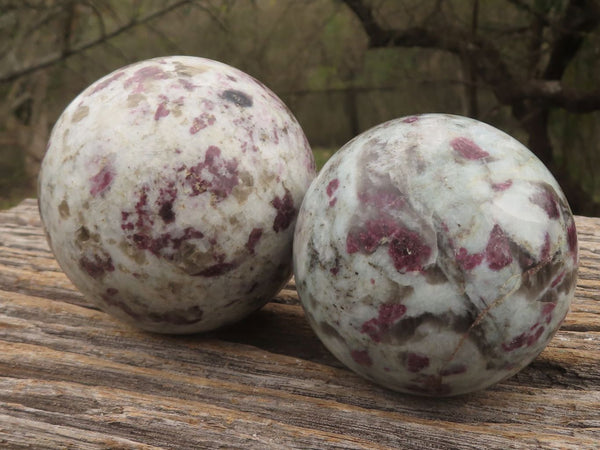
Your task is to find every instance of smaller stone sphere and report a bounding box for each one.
[293,114,578,396]
[39,56,315,334]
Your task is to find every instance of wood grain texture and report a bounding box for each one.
[0,199,598,449]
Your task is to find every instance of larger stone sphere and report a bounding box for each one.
[39,56,315,334]
[293,114,578,396]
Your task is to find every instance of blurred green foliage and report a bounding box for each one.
[0,142,36,209]
[312,147,338,172]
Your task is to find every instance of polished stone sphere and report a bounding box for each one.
[39,56,315,334]
[293,114,577,396]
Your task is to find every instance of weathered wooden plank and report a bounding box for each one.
[0,199,599,449]
[1,287,598,424]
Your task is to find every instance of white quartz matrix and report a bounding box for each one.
[294,114,578,396]
[39,56,315,334]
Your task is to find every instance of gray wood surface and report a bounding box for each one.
[0,199,599,449]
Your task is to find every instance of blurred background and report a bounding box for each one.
[1,0,599,215]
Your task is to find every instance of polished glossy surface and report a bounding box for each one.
[39,56,315,333]
[294,114,577,396]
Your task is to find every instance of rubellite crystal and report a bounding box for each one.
[293,114,578,396]
[39,56,315,334]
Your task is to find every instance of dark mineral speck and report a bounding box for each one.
[361,302,407,342]
[79,252,114,279]
[405,352,430,373]
[124,66,168,91]
[222,89,253,108]
[440,364,467,376]
[194,262,237,277]
[351,349,373,367]
[492,180,513,191]
[159,201,175,223]
[567,222,578,257]
[485,224,513,270]
[451,137,489,160]
[530,183,560,219]
[90,163,115,197]
[271,188,296,232]
[185,146,239,199]
[189,112,216,134]
[455,247,484,271]
[89,71,125,95]
[58,199,70,218]
[154,101,170,121]
[147,305,204,325]
[326,179,339,197]
[245,228,263,255]
[347,218,431,273]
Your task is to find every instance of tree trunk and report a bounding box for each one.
[513,102,600,216]
[344,86,360,138]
